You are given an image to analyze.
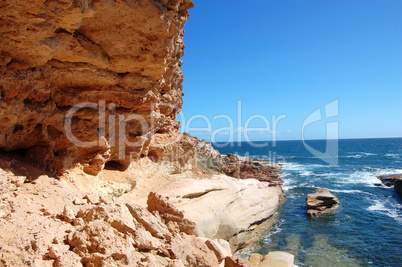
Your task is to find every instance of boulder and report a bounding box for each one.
[259,251,294,267]
[224,256,257,267]
[170,234,220,267]
[248,253,264,265]
[306,188,339,217]
[76,203,136,233]
[126,203,172,240]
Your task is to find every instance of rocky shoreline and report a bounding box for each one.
[0,140,288,266]
[376,174,402,195]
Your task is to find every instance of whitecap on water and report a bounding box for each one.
[360,152,377,156]
[328,188,375,196]
[343,152,377,159]
[281,162,305,171]
[367,199,402,224]
[337,168,402,186]
[345,154,363,159]
[384,153,400,158]
[299,170,313,176]
[338,171,379,186]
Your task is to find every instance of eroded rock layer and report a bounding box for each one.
[0,0,194,175]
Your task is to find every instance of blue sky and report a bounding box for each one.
[179,0,402,142]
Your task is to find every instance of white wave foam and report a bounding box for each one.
[367,199,402,224]
[344,152,378,159]
[329,189,374,196]
[337,168,402,186]
[262,219,284,243]
[360,152,377,156]
[282,183,297,191]
[300,171,313,177]
[315,172,344,177]
[342,171,380,186]
[385,153,400,158]
[345,155,363,159]
[281,162,305,171]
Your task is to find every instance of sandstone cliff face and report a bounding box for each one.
[0,0,194,175]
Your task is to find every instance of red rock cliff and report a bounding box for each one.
[0,0,194,175]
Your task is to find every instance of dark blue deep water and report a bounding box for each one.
[213,138,402,267]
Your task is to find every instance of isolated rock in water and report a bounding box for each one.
[377,174,402,195]
[306,188,339,217]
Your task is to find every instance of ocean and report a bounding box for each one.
[213,138,402,267]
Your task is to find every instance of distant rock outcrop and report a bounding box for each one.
[306,188,339,217]
[196,141,282,183]
[377,174,402,195]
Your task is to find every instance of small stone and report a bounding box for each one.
[73,198,87,205]
[84,193,100,205]
[99,194,111,204]
[48,244,69,259]
[63,205,75,223]
[10,176,26,187]
[72,218,84,227]
[40,208,51,216]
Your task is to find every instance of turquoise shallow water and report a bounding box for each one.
[213,138,402,267]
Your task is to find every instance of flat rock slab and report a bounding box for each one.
[120,174,283,252]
